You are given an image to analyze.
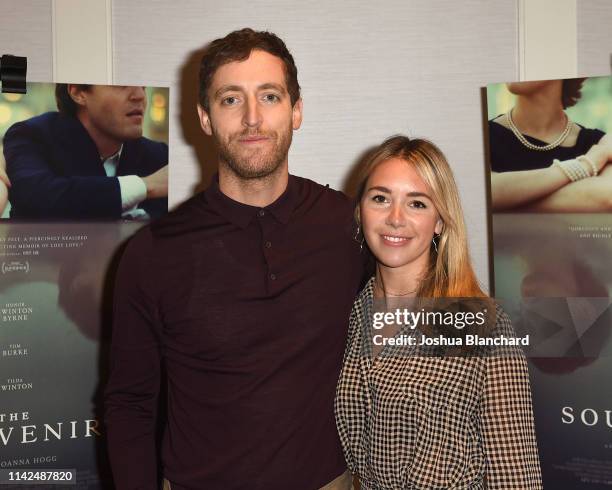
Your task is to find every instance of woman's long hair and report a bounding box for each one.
[356,135,486,299]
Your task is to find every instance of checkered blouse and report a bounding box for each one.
[335,279,543,489]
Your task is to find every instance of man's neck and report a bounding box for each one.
[76,112,122,159]
[218,163,289,208]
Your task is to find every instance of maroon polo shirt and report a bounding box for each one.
[105,175,363,490]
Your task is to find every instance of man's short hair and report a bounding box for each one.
[198,28,301,112]
[55,84,91,116]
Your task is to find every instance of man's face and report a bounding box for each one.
[198,49,303,180]
[71,85,147,144]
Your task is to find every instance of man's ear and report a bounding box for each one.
[68,84,88,108]
[197,104,213,136]
[292,98,303,130]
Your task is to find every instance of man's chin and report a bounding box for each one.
[120,128,144,140]
[227,161,284,180]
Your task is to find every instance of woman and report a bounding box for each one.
[335,136,542,489]
[490,78,612,212]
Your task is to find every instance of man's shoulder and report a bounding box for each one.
[130,136,168,152]
[5,112,62,138]
[291,174,354,215]
[148,192,206,239]
[125,136,168,161]
[21,111,61,127]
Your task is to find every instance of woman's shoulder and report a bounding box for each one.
[483,302,527,357]
[488,114,513,138]
[350,277,375,321]
[576,125,606,146]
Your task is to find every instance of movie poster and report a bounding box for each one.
[0,82,169,488]
[486,75,612,488]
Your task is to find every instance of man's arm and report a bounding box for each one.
[3,121,125,219]
[4,121,168,219]
[105,227,161,490]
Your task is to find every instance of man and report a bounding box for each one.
[2,84,168,219]
[105,29,363,489]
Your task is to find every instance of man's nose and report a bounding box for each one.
[129,86,146,101]
[242,96,262,128]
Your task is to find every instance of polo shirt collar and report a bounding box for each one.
[205,174,297,229]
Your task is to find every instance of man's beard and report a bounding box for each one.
[214,127,292,180]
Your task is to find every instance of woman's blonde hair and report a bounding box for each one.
[356,135,485,298]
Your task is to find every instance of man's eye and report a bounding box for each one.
[263,94,279,103]
[222,96,239,105]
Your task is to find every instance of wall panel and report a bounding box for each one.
[0,0,52,82]
[577,0,612,76]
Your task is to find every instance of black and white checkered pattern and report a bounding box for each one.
[335,278,543,489]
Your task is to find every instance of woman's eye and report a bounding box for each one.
[410,200,427,209]
[372,194,388,204]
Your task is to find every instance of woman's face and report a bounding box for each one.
[360,157,442,274]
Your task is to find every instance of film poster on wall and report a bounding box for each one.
[0,82,169,488]
[486,74,612,488]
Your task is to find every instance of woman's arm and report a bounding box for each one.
[522,135,612,212]
[491,165,570,211]
[478,310,543,489]
[492,134,612,213]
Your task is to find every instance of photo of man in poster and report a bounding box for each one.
[1,84,169,220]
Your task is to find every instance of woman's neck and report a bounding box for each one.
[512,88,566,139]
[374,263,423,298]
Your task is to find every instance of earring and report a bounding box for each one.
[353,224,364,252]
[432,233,440,253]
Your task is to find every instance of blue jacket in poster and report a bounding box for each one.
[3,111,168,220]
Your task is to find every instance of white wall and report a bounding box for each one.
[110,0,519,289]
[0,0,53,82]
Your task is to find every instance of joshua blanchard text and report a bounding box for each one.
[373,334,530,347]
